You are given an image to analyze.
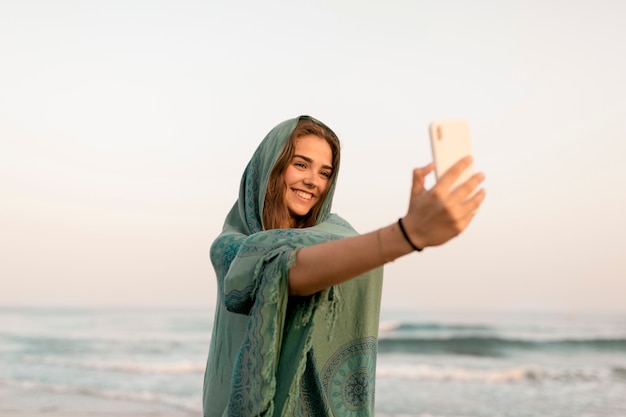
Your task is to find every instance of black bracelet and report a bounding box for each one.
[398,218,423,252]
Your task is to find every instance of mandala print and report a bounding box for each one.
[320,337,377,416]
[343,369,369,407]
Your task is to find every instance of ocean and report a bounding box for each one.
[0,307,624,417]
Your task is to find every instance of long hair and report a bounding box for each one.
[263,118,340,230]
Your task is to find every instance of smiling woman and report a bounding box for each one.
[202,115,485,416]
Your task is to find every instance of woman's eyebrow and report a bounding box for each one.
[293,154,333,171]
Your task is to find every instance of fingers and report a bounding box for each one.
[414,163,434,182]
[463,187,486,214]
[418,162,435,174]
[450,171,486,204]
[436,156,474,191]
[411,163,434,195]
[437,168,486,224]
[404,159,486,249]
[447,188,486,236]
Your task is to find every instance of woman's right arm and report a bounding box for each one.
[288,156,486,296]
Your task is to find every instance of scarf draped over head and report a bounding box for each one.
[204,116,383,417]
[224,115,338,237]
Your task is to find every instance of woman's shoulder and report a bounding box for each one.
[312,213,359,237]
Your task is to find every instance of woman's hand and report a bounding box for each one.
[401,156,486,249]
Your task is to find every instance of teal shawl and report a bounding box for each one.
[203,116,383,417]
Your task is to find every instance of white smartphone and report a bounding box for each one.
[429,119,476,193]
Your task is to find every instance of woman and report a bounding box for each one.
[203,116,485,416]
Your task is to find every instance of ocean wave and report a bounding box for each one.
[22,356,205,374]
[378,336,626,356]
[376,364,610,383]
[379,321,493,333]
[613,366,626,380]
[1,330,208,345]
[0,379,202,412]
[1,332,209,358]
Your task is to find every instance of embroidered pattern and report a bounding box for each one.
[320,336,377,416]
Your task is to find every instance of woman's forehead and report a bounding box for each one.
[293,135,333,165]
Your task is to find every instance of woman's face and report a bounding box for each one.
[283,134,333,219]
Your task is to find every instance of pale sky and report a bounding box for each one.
[1,0,625,313]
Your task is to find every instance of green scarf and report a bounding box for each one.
[203,116,383,417]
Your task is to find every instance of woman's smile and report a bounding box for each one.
[292,189,314,201]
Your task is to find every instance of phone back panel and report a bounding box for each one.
[429,119,475,191]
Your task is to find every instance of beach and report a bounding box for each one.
[1,307,625,417]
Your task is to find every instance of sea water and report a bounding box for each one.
[0,307,624,416]
[374,310,626,417]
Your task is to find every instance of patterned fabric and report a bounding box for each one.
[203,116,383,417]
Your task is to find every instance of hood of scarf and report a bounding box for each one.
[223,115,339,236]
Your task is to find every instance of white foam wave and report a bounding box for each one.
[377,364,536,382]
[376,364,607,383]
[22,356,204,374]
[379,320,402,333]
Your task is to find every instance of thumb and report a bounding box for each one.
[412,163,434,194]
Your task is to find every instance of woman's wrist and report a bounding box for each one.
[378,221,418,263]
[397,218,423,252]
[396,216,427,254]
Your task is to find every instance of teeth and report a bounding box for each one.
[294,190,313,200]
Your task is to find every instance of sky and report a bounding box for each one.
[1,0,625,313]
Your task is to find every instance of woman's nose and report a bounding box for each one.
[303,172,317,188]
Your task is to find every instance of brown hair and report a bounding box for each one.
[263,118,340,230]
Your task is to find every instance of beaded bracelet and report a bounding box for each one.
[397,218,423,252]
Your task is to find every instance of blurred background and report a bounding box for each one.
[1,1,625,416]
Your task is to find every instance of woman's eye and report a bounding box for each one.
[295,162,306,168]
[321,171,331,179]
